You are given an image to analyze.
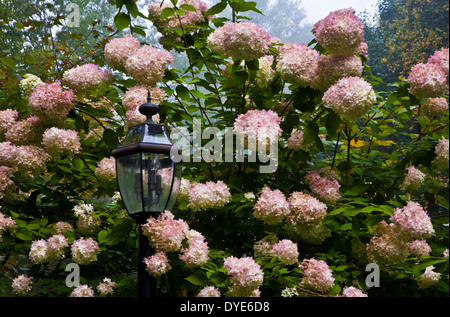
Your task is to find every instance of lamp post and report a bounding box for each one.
[111,91,182,297]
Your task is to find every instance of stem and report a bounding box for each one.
[345,124,351,186]
[331,132,340,170]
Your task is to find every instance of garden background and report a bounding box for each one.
[0,0,448,297]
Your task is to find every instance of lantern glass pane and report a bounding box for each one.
[116,154,142,215]
[142,124,173,145]
[165,162,182,212]
[121,125,144,147]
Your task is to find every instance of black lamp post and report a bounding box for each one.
[111,91,182,297]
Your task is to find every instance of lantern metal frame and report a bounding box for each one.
[111,91,182,297]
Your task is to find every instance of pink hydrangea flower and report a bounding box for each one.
[0,109,18,135]
[0,210,17,241]
[207,22,272,60]
[179,230,210,268]
[311,54,364,91]
[28,81,76,123]
[299,258,335,293]
[95,157,116,183]
[407,240,432,257]
[434,137,449,169]
[427,48,449,80]
[416,266,441,289]
[97,278,116,296]
[323,76,376,122]
[269,239,299,265]
[197,286,221,297]
[224,256,264,297]
[305,168,341,204]
[42,127,81,157]
[233,109,282,149]
[71,237,100,265]
[4,116,44,146]
[141,210,189,252]
[62,63,113,92]
[0,143,49,179]
[0,166,16,200]
[313,8,365,56]
[123,85,165,112]
[407,63,448,99]
[11,275,33,294]
[124,45,174,85]
[390,201,434,241]
[400,166,426,191]
[29,234,69,264]
[70,285,94,297]
[421,97,448,115]
[187,180,232,211]
[253,187,290,225]
[104,34,140,72]
[254,235,279,257]
[143,251,171,276]
[276,43,319,87]
[341,286,367,297]
[366,220,409,265]
[287,191,328,225]
[287,128,313,151]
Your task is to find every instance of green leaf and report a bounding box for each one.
[204,1,227,17]
[303,123,319,145]
[72,157,84,172]
[325,110,340,136]
[114,12,131,30]
[232,71,248,85]
[176,84,191,101]
[1,56,15,70]
[185,271,208,286]
[103,129,118,147]
[160,7,175,19]
[180,4,197,12]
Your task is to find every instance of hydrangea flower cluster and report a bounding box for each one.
[41,127,81,157]
[254,56,276,88]
[416,266,441,289]
[421,97,448,116]
[0,166,16,200]
[97,278,117,296]
[0,209,17,242]
[0,142,50,179]
[407,240,432,257]
[299,258,335,293]
[4,116,44,146]
[197,286,221,297]
[70,285,95,297]
[269,239,299,265]
[305,168,341,204]
[408,49,449,99]
[142,210,189,252]
[287,191,328,225]
[104,34,140,72]
[275,43,319,87]
[341,286,367,297]
[254,235,279,257]
[19,73,43,97]
[144,251,171,277]
[28,81,76,124]
[73,203,100,234]
[187,180,232,211]
[124,45,174,86]
[207,22,272,60]
[390,201,435,241]
[0,109,18,135]
[312,8,365,56]
[253,187,290,225]
[148,0,210,47]
[311,54,364,91]
[95,157,116,183]
[434,137,449,169]
[11,275,33,295]
[400,166,426,191]
[223,256,264,297]
[53,221,74,234]
[62,63,113,92]
[71,237,100,265]
[233,109,282,149]
[29,234,69,264]
[287,128,313,151]
[179,230,210,268]
[323,76,376,122]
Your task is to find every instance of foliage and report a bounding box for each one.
[0,0,448,297]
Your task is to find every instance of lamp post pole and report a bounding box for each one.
[137,213,156,297]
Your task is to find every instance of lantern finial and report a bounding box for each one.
[138,90,160,120]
